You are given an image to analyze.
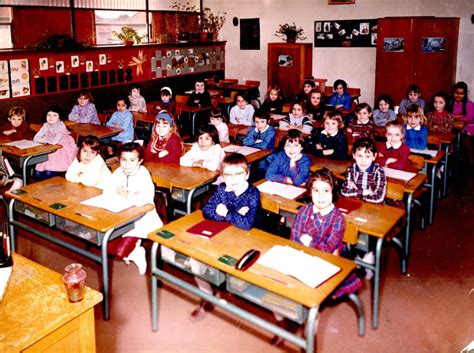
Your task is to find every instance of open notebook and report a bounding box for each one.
[257,245,341,288]
[383,167,417,182]
[80,194,133,213]
[257,181,306,200]
[4,140,41,149]
[222,145,261,156]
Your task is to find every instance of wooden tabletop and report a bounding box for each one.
[67,123,123,139]
[148,211,355,308]
[6,177,154,233]
[0,142,62,158]
[0,253,102,352]
[133,111,156,124]
[144,161,219,190]
[175,102,213,116]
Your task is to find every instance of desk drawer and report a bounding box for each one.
[56,217,100,244]
[226,275,308,324]
[14,201,55,226]
[161,246,225,286]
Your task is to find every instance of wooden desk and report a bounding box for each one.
[0,141,62,185]
[148,211,354,353]
[144,162,219,215]
[175,103,212,136]
[429,130,456,197]
[207,82,258,96]
[6,177,153,320]
[0,253,102,353]
[67,123,123,142]
[257,183,405,329]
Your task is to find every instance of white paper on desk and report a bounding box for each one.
[4,139,41,149]
[383,167,416,182]
[410,148,438,157]
[270,114,287,120]
[80,194,133,213]
[257,245,341,288]
[257,181,306,200]
[222,144,260,156]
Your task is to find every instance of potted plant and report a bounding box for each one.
[201,7,227,41]
[275,22,306,43]
[171,1,200,42]
[113,26,144,46]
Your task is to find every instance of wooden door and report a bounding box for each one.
[267,43,312,100]
[413,18,459,101]
[375,17,416,105]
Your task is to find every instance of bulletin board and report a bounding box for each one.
[314,19,378,47]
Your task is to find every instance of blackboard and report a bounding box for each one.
[314,19,377,47]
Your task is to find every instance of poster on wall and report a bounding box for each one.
[0,60,10,99]
[314,19,377,47]
[384,38,404,52]
[10,59,30,97]
[421,37,445,52]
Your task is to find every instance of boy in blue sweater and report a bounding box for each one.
[243,114,276,150]
[265,129,311,186]
[106,97,134,143]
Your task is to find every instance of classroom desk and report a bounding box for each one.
[429,130,456,197]
[144,162,219,215]
[257,183,405,329]
[6,177,153,320]
[176,103,213,136]
[67,123,123,142]
[0,140,62,185]
[206,82,258,96]
[0,253,103,353]
[148,211,355,353]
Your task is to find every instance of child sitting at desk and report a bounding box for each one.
[279,100,313,135]
[296,79,316,103]
[346,103,378,139]
[229,92,255,126]
[105,142,163,275]
[180,124,225,171]
[106,97,134,144]
[373,94,397,127]
[403,104,428,150]
[376,121,415,171]
[0,106,35,140]
[292,168,362,296]
[309,110,348,160]
[452,81,474,164]
[341,137,386,204]
[153,87,176,116]
[33,105,77,180]
[190,153,260,319]
[329,79,352,110]
[128,83,147,113]
[426,91,453,134]
[306,89,325,122]
[209,108,229,143]
[66,135,111,188]
[265,129,311,186]
[260,85,284,115]
[187,80,212,108]
[68,90,100,125]
[243,114,275,150]
[144,111,181,164]
[398,84,426,114]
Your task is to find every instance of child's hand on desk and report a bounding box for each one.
[362,189,372,196]
[191,160,203,167]
[116,186,128,198]
[3,129,16,135]
[284,177,294,185]
[238,206,249,216]
[322,149,334,156]
[385,157,397,165]
[347,181,357,189]
[216,203,228,217]
[316,143,322,150]
[158,150,169,158]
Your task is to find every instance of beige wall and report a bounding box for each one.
[205,0,474,105]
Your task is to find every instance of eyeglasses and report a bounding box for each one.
[222,171,246,178]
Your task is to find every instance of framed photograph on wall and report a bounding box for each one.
[328,0,355,4]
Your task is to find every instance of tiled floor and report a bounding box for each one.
[10,168,474,353]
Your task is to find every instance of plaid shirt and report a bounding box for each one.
[341,162,386,203]
[347,120,378,139]
[291,204,362,297]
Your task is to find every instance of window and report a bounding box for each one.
[0,7,13,49]
[95,10,148,45]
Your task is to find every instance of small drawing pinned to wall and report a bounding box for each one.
[421,37,445,52]
[86,61,93,72]
[338,29,346,36]
[360,22,369,35]
[56,61,64,73]
[384,38,404,52]
[278,54,293,67]
[99,54,107,65]
[39,58,48,70]
[323,22,331,32]
[71,56,79,68]
[315,22,322,32]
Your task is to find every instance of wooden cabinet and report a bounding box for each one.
[0,254,102,353]
[375,17,459,106]
[267,43,312,99]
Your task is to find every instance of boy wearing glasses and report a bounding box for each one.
[203,153,260,230]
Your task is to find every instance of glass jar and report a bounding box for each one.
[63,263,86,303]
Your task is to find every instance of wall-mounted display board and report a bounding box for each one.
[314,19,377,47]
[0,42,225,101]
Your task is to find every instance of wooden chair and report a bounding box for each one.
[245,80,262,110]
[97,112,110,125]
[204,78,215,85]
[175,95,188,104]
[222,78,239,84]
[342,222,365,337]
